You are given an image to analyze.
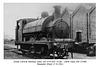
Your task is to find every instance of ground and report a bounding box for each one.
[4,44,96,59]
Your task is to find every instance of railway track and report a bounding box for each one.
[4,44,96,59]
[4,44,54,59]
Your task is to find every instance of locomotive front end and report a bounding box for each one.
[53,19,70,38]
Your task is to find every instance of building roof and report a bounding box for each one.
[61,7,70,17]
[87,5,96,13]
[70,4,96,17]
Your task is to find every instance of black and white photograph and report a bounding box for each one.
[4,3,96,59]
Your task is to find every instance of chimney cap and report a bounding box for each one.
[77,30,82,32]
[53,5,61,9]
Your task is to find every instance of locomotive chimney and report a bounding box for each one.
[41,11,49,18]
[53,5,61,19]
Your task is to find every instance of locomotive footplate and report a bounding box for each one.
[15,39,75,45]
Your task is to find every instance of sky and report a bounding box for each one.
[4,3,84,39]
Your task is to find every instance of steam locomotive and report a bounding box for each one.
[15,5,96,58]
[15,6,75,58]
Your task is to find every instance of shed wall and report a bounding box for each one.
[89,8,96,43]
[72,6,87,42]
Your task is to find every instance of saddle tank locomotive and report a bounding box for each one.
[15,6,74,58]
